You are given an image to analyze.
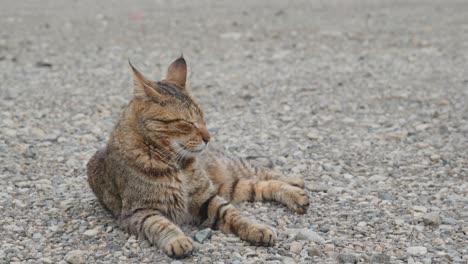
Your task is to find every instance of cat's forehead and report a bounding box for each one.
[154,81,202,118]
[156,82,191,103]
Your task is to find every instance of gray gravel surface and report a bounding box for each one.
[1,0,467,263]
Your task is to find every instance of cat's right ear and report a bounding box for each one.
[129,61,161,100]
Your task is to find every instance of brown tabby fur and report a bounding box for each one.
[87,57,309,258]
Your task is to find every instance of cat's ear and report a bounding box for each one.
[166,56,187,88]
[129,61,162,99]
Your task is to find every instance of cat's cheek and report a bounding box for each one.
[160,138,172,148]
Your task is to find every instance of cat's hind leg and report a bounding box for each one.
[254,167,305,188]
[197,195,276,246]
[227,178,310,214]
[207,157,310,214]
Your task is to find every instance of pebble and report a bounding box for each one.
[422,212,440,226]
[357,221,367,227]
[3,224,22,232]
[32,232,43,242]
[64,250,87,264]
[39,258,53,264]
[429,154,440,162]
[441,217,457,225]
[407,246,428,256]
[282,257,296,264]
[306,130,321,140]
[379,192,394,201]
[83,229,99,237]
[370,253,390,263]
[307,245,322,257]
[324,244,335,252]
[422,258,432,264]
[369,175,387,182]
[337,253,358,263]
[295,229,325,244]
[289,241,302,254]
[194,228,212,243]
[412,206,428,213]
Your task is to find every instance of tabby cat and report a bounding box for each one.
[87,57,309,258]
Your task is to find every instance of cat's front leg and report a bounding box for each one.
[198,195,276,246]
[121,208,193,258]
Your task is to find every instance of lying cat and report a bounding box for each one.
[87,57,309,258]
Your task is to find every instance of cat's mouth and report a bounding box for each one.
[177,143,206,155]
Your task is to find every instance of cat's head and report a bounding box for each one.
[128,57,210,159]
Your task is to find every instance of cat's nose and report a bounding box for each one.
[199,126,211,144]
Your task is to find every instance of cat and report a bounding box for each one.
[86,56,310,258]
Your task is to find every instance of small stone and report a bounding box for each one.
[39,258,53,264]
[357,221,367,227]
[127,236,137,243]
[370,253,390,263]
[30,127,46,139]
[3,224,22,232]
[412,206,427,213]
[343,173,354,180]
[32,232,42,242]
[395,219,405,226]
[3,128,17,137]
[374,245,383,252]
[307,245,322,257]
[289,241,302,254]
[170,261,183,264]
[441,217,457,225]
[319,225,330,233]
[83,229,99,237]
[407,246,427,256]
[295,229,325,244]
[379,192,394,201]
[415,123,431,131]
[337,253,358,263]
[12,199,27,208]
[64,250,87,264]
[272,49,292,60]
[220,32,241,40]
[422,212,440,226]
[328,187,345,195]
[415,224,425,232]
[282,257,296,264]
[369,175,387,182]
[429,154,440,162]
[194,228,212,243]
[306,183,328,192]
[439,224,453,231]
[422,258,432,264]
[324,244,335,252]
[306,130,321,140]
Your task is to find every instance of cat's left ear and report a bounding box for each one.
[166,56,187,88]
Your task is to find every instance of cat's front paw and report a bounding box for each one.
[164,235,193,259]
[284,186,310,214]
[238,223,277,246]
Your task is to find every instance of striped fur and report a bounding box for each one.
[87,57,309,258]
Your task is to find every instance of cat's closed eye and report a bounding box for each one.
[175,122,194,132]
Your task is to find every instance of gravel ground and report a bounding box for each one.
[1,0,467,263]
